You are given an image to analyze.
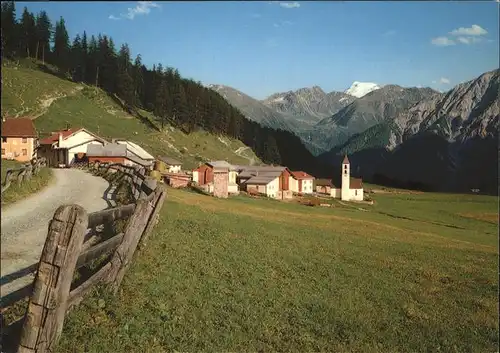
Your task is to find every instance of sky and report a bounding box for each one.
[20,1,499,99]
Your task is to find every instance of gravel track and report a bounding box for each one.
[1,168,110,296]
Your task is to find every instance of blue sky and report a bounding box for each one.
[20,1,499,99]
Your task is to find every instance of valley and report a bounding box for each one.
[215,70,499,195]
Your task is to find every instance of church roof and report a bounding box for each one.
[342,155,350,164]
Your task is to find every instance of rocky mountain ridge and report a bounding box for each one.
[321,69,499,194]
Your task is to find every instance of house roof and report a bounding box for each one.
[342,155,350,164]
[349,177,363,189]
[244,175,277,185]
[39,127,107,146]
[87,143,127,157]
[1,118,37,138]
[207,160,238,171]
[315,179,333,187]
[115,140,154,160]
[158,156,182,166]
[290,171,315,180]
[87,143,153,166]
[237,165,287,178]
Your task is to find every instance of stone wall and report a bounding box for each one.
[213,168,229,198]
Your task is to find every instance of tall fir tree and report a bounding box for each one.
[35,10,52,63]
[1,1,18,57]
[52,17,70,72]
[19,7,36,58]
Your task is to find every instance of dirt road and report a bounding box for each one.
[1,168,109,296]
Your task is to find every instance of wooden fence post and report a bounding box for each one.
[18,205,88,353]
[106,199,152,293]
[139,186,167,249]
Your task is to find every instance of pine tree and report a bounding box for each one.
[1,1,18,58]
[35,10,52,63]
[132,54,144,107]
[19,7,36,58]
[70,34,83,81]
[52,16,70,72]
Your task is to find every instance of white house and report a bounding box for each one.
[114,139,155,169]
[38,127,107,167]
[237,165,293,199]
[330,155,364,201]
[289,171,315,194]
[157,156,182,173]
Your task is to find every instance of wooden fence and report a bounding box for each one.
[1,157,47,195]
[0,162,166,353]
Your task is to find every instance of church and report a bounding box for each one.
[329,155,364,201]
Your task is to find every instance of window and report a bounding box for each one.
[355,190,358,196]
[2,137,6,143]
[22,137,27,143]
[22,149,27,156]
[1,149,5,155]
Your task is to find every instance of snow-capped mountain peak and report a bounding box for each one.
[345,81,381,98]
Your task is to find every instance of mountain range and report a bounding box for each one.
[209,69,499,194]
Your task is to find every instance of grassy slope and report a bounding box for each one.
[57,189,498,353]
[1,61,260,170]
[1,159,53,206]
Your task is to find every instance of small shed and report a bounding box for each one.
[156,156,182,173]
[315,179,333,194]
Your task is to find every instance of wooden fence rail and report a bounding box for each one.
[1,157,47,195]
[0,162,166,353]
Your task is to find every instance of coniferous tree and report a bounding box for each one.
[70,34,83,81]
[35,10,52,63]
[1,1,18,57]
[53,17,70,72]
[19,7,36,58]
[0,4,326,176]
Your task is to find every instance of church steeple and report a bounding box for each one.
[341,154,350,201]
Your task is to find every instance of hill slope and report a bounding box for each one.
[1,61,260,170]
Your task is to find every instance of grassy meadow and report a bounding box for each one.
[0,159,53,206]
[1,60,260,170]
[57,188,499,353]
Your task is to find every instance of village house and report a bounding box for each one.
[113,139,155,169]
[86,143,153,169]
[38,127,107,167]
[237,165,293,199]
[315,179,333,194]
[156,156,182,173]
[1,117,38,162]
[192,161,239,194]
[329,155,364,201]
[290,171,315,194]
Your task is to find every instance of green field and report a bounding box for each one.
[1,159,53,206]
[57,188,498,352]
[1,60,260,170]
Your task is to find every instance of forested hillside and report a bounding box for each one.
[0,2,325,175]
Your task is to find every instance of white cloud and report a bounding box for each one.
[432,78,451,86]
[439,77,450,85]
[384,30,397,36]
[109,1,160,21]
[279,2,301,9]
[431,36,456,46]
[273,23,280,28]
[457,36,483,45]
[449,24,487,36]
[251,13,262,19]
